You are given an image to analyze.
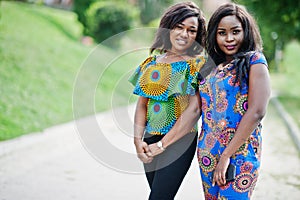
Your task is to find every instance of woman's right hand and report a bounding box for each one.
[134,139,153,163]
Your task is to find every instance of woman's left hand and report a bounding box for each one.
[212,156,230,186]
[148,143,165,157]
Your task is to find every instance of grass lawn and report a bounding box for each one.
[270,41,300,128]
[0,1,147,140]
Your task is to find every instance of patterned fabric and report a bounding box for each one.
[197,51,268,199]
[129,55,205,135]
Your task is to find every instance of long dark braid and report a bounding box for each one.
[233,51,255,86]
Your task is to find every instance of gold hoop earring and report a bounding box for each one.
[214,47,217,52]
[214,47,219,54]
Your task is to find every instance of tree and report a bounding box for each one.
[138,0,173,25]
[73,0,95,35]
[237,0,300,67]
[86,1,134,48]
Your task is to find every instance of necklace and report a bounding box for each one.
[156,51,190,64]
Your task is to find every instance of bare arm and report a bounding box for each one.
[134,97,153,163]
[213,63,271,186]
[149,90,201,156]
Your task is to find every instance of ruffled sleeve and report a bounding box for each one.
[128,55,206,101]
[186,55,206,94]
[128,56,154,87]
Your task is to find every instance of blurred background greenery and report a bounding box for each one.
[0,0,299,140]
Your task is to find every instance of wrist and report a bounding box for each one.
[156,140,166,151]
[220,152,230,159]
[134,137,143,145]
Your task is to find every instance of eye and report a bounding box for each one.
[233,29,241,34]
[217,31,226,36]
[189,29,197,33]
[175,25,183,30]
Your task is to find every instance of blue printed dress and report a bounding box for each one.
[129,55,205,135]
[197,52,268,199]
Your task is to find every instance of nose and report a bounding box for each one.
[180,29,188,38]
[226,33,233,41]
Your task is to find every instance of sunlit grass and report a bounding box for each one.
[0,1,144,140]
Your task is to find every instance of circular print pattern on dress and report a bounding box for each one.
[235,142,248,155]
[152,102,162,113]
[205,133,216,149]
[233,173,254,193]
[174,95,189,118]
[150,70,160,82]
[206,110,212,121]
[140,63,171,96]
[178,79,186,93]
[234,93,248,115]
[241,161,253,173]
[204,193,218,200]
[147,99,175,130]
[198,149,217,173]
[218,128,234,146]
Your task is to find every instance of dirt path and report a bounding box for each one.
[0,103,299,199]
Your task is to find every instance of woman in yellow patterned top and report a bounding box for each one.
[129,2,207,199]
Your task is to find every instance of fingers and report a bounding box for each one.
[142,142,153,157]
[135,141,153,163]
[137,152,153,163]
[212,172,226,187]
[212,157,230,186]
[148,143,165,157]
[135,141,167,163]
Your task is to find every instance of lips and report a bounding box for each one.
[225,45,236,50]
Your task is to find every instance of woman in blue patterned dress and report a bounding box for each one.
[129,2,207,199]
[197,3,271,199]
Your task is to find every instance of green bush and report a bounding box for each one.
[86,2,134,48]
[138,0,173,25]
[73,0,95,35]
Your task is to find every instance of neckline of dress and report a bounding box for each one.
[153,54,197,65]
[217,60,235,70]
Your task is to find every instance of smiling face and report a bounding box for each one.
[216,15,244,61]
[169,16,198,55]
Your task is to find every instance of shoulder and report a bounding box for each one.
[186,54,206,70]
[128,56,155,86]
[186,51,206,60]
[249,51,268,67]
[140,56,155,69]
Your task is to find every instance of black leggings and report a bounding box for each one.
[143,132,197,200]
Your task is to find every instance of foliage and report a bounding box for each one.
[270,41,300,128]
[86,1,135,47]
[73,0,95,35]
[0,1,139,140]
[236,0,300,65]
[0,1,87,140]
[138,0,173,25]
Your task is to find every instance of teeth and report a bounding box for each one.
[176,39,187,45]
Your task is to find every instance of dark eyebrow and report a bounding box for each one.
[217,26,242,30]
[178,22,198,29]
[231,25,242,30]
